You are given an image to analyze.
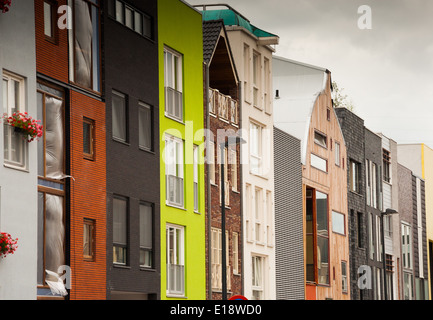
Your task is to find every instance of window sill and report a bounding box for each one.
[249,171,269,180]
[165,202,186,211]
[139,146,155,155]
[112,137,130,146]
[140,267,157,272]
[113,263,130,270]
[349,190,363,197]
[166,293,187,299]
[164,113,184,125]
[4,163,28,173]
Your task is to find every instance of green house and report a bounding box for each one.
[158,0,206,300]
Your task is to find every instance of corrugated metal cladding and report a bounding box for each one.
[274,127,305,300]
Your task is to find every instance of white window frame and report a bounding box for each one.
[232,232,239,275]
[255,188,263,243]
[335,142,341,166]
[402,223,412,269]
[164,47,183,122]
[218,146,229,206]
[230,148,237,191]
[166,224,185,297]
[311,153,327,173]
[3,71,27,170]
[252,255,264,300]
[165,135,184,208]
[193,144,199,213]
[249,121,263,176]
[266,190,273,246]
[208,140,216,185]
[342,261,348,293]
[252,51,261,109]
[211,228,230,291]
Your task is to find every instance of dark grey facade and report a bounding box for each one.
[273,127,304,300]
[335,107,371,300]
[364,128,384,299]
[104,0,160,300]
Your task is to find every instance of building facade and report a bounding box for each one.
[202,20,242,300]
[104,0,160,300]
[335,107,371,300]
[398,143,433,299]
[34,0,107,300]
[158,0,206,300]
[273,56,350,300]
[200,6,280,300]
[273,127,304,300]
[0,0,38,300]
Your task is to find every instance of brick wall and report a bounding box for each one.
[69,91,107,300]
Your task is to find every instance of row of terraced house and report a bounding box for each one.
[0,0,431,300]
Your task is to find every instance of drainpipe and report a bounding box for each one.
[205,61,212,300]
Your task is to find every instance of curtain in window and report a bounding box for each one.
[45,96,64,179]
[44,194,65,282]
[74,0,93,88]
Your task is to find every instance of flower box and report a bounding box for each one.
[2,112,43,142]
[0,232,18,259]
[0,0,11,13]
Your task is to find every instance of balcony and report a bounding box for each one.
[209,88,238,125]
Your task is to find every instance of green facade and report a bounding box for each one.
[158,0,206,300]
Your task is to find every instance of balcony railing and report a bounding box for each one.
[209,88,238,125]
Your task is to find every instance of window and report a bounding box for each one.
[139,203,153,268]
[68,0,101,92]
[83,118,95,160]
[383,149,391,183]
[113,197,128,265]
[311,153,327,172]
[211,228,230,291]
[233,232,239,275]
[243,44,250,102]
[166,224,185,296]
[208,140,216,184]
[245,184,253,242]
[335,142,341,166]
[264,57,271,114]
[366,159,378,207]
[138,102,152,151]
[44,1,56,41]
[37,82,65,180]
[193,145,199,212]
[164,47,183,121]
[108,0,152,38]
[266,191,273,246]
[327,108,331,121]
[332,211,345,235]
[403,272,413,300]
[250,122,263,175]
[112,91,127,142]
[314,131,327,149]
[384,214,393,238]
[402,223,412,269]
[255,188,263,243]
[252,52,261,109]
[252,256,264,300]
[218,146,229,205]
[342,261,348,293]
[306,189,329,285]
[165,135,184,207]
[3,72,27,169]
[83,219,95,261]
[376,215,382,262]
[230,149,237,191]
[368,212,375,260]
[349,160,361,193]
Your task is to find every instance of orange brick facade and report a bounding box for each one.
[35,0,107,300]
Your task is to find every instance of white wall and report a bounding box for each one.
[226,27,276,300]
[0,1,38,299]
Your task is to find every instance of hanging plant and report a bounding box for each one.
[0,232,18,259]
[2,112,43,142]
[0,0,12,13]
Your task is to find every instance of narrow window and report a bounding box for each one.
[112,90,127,142]
[250,122,263,175]
[166,224,185,296]
[193,145,199,212]
[165,135,184,207]
[233,232,239,274]
[83,117,95,160]
[138,102,152,151]
[44,1,56,42]
[335,142,341,166]
[383,149,391,183]
[164,47,183,121]
[231,149,238,191]
[252,256,264,300]
[342,261,348,293]
[83,219,95,261]
[113,197,128,265]
[139,203,153,268]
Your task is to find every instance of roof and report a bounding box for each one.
[203,20,224,64]
[194,5,278,43]
[272,55,330,164]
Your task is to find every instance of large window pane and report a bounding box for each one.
[112,91,127,142]
[113,197,127,264]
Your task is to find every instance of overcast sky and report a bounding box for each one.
[187,0,433,147]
